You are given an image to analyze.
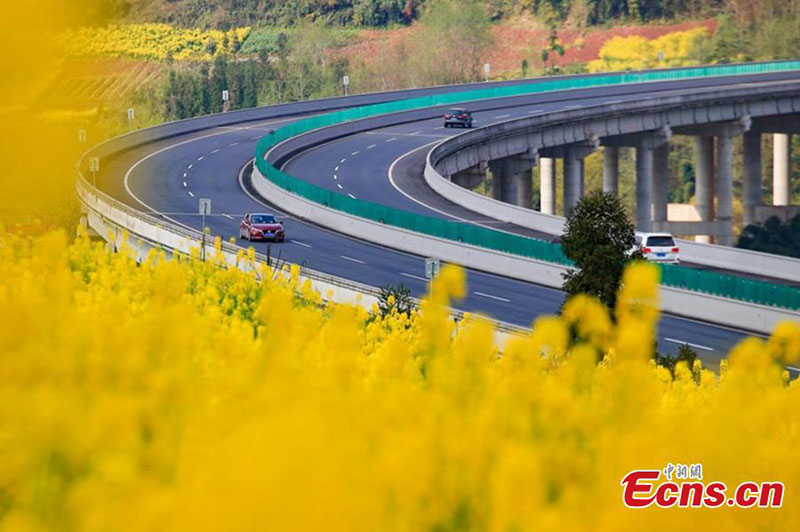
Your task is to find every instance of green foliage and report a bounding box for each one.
[415,0,494,85]
[670,160,695,203]
[240,26,359,55]
[655,343,701,380]
[737,214,800,259]
[120,0,713,30]
[561,191,642,312]
[377,283,414,319]
[123,0,420,28]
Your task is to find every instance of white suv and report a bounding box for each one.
[635,233,680,264]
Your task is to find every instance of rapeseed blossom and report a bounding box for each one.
[2,231,800,531]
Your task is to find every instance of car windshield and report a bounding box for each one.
[251,215,277,224]
[646,236,675,247]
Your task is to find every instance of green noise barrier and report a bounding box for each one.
[256,60,800,311]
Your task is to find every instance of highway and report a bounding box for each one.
[95,72,800,370]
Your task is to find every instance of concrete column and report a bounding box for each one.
[652,143,669,229]
[635,145,654,232]
[540,157,555,214]
[773,133,791,206]
[563,151,584,215]
[716,135,734,246]
[500,168,517,204]
[742,131,762,227]
[514,168,533,209]
[603,146,619,194]
[694,136,715,244]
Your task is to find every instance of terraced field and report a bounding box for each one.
[38,58,164,109]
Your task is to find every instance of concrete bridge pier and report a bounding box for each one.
[488,155,537,208]
[603,126,671,233]
[563,144,596,215]
[603,146,619,194]
[716,134,735,246]
[773,133,792,206]
[694,136,715,243]
[677,118,750,245]
[539,157,556,214]
[451,162,488,190]
[742,131,762,228]
[652,143,669,229]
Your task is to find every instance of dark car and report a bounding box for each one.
[239,213,285,242]
[443,108,473,128]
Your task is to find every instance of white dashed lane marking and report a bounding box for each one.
[401,272,427,282]
[182,181,187,187]
[340,158,347,163]
[292,240,312,248]
[221,213,233,220]
[495,114,511,119]
[386,137,397,142]
[367,144,377,149]
[188,164,193,169]
[340,255,365,265]
[347,193,357,199]
[663,338,713,351]
[336,183,343,189]
[473,291,510,303]
[188,191,195,198]
[229,142,239,146]
[351,151,360,156]
[197,156,204,161]
[211,149,220,154]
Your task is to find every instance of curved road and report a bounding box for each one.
[98,73,800,369]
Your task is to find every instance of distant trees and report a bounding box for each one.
[121,0,728,29]
[415,0,493,85]
[737,215,800,259]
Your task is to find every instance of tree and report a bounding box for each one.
[376,283,414,319]
[416,0,493,85]
[210,54,229,113]
[655,343,701,380]
[561,191,642,312]
[737,214,800,258]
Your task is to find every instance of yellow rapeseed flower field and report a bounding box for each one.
[1,231,799,531]
[57,24,252,62]
[589,28,708,73]
[2,3,800,530]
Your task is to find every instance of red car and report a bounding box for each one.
[239,213,285,242]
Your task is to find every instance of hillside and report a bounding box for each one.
[106,0,720,29]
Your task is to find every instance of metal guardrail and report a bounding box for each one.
[254,61,800,311]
